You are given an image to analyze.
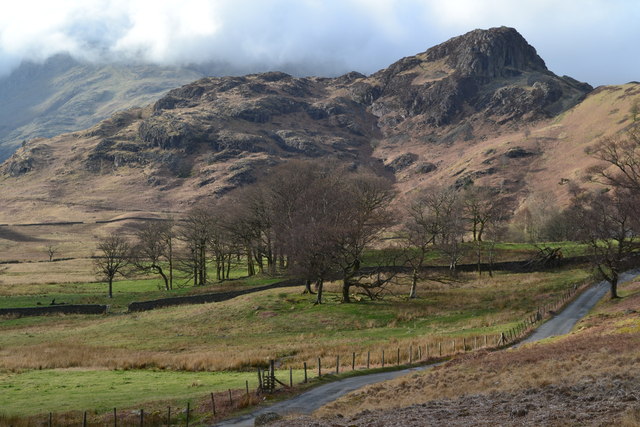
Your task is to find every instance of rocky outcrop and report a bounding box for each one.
[0,26,596,202]
[387,153,418,172]
[425,26,547,79]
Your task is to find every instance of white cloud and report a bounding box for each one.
[0,0,638,85]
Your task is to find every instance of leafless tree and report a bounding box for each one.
[462,187,509,275]
[332,172,395,303]
[462,186,504,242]
[570,188,639,298]
[94,234,132,298]
[45,244,58,262]
[177,206,212,286]
[133,220,174,290]
[588,126,640,195]
[207,205,241,281]
[402,187,453,298]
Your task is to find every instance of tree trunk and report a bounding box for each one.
[108,277,113,299]
[409,269,418,299]
[167,237,173,290]
[610,276,620,299]
[304,280,316,295]
[246,247,255,276]
[342,278,351,303]
[315,280,324,304]
[488,244,494,278]
[154,265,169,291]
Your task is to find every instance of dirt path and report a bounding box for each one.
[216,270,640,427]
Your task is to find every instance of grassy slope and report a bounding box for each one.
[315,276,640,423]
[0,368,306,417]
[0,266,590,419]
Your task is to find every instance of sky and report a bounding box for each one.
[0,0,638,87]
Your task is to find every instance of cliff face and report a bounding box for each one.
[1,27,606,218]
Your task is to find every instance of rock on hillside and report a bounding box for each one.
[0,27,603,218]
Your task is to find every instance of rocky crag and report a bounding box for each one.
[3,27,623,218]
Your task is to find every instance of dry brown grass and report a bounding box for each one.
[316,278,640,418]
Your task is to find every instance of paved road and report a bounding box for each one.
[217,269,640,426]
[520,269,640,344]
[216,366,433,427]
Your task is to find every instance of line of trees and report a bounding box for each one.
[94,161,395,302]
[94,118,640,301]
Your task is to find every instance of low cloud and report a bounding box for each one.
[0,0,638,85]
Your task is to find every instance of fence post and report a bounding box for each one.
[186,402,190,427]
[83,411,87,427]
[439,342,442,356]
[410,345,413,364]
[352,352,356,371]
[318,357,321,377]
[382,350,385,368]
[426,343,429,358]
[167,407,171,426]
[397,348,400,366]
[140,409,144,427]
[258,368,263,391]
[304,362,308,383]
[114,407,117,427]
[246,380,250,397]
[49,412,53,427]
[367,351,370,369]
[211,393,216,416]
[228,389,233,406]
[269,360,275,392]
[289,367,293,387]
[463,337,467,351]
[418,345,422,360]
[336,355,340,374]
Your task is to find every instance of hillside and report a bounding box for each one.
[0,27,639,236]
[275,278,640,426]
[0,54,205,161]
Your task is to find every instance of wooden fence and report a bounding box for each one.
[30,282,587,426]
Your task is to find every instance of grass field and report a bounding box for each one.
[0,242,598,422]
[0,368,307,418]
[0,262,593,420]
[316,277,640,424]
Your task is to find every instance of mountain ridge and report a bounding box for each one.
[2,26,637,232]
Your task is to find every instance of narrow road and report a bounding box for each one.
[217,270,640,426]
[216,366,433,427]
[520,268,640,344]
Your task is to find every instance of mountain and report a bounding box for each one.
[1,26,638,232]
[0,54,206,161]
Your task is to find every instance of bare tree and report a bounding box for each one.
[274,161,347,304]
[570,188,639,298]
[133,220,174,290]
[45,244,58,262]
[207,206,241,281]
[462,186,504,242]
[402,187,454,298]
[95,234,132,298]
[177,207,212,286]
[462,187,509,275]
[588,126,640,195]
[333,172,395,303]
